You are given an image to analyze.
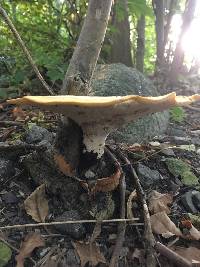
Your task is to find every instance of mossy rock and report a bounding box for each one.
[165,158,199,186]
[91,64,169,144]
[0,242,12,267]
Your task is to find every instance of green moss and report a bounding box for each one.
[165,158,199,186]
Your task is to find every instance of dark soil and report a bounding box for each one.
[0,100,200,267]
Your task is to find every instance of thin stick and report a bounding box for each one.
[0,218,142,231]
[0,6,54,96]
[155,242,192,267]
[106,147,126,267]
[120,153,156,267]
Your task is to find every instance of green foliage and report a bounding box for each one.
[128,0,153,18]
[0,242,12,267]
[170,107,186,123]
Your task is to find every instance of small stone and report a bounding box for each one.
[25,125,53,144]
[2,192,18,204]
[54,210,86,239]
[161,148,175,156]
[149,141,160,147]
[180,191,199,213]
[0,158,15,180]
[192,191,200,211]
[137,164,161,189]
[171,136,191,145]
[191,137,200,146]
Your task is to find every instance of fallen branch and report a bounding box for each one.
[119,153,156,267]
[0,6,54,96]
[0,218,142,231]
[106,147,126,267]
[155,242,192,267]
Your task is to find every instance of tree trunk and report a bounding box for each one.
[163,0,177,49]
[153,0,164,69]
[109,0,133,67]
[61,0,113,95]
[56,0,113,175]
[170,0,197,83]
[136,15,145,73]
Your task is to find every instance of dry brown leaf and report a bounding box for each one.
[12,106,27,121]
[150,211,182,238]
[24,184,49,222]
[15,232,44,267]
[74,241,106,267]
[187,225,200,240]
[171,246,200,263]
[54,153,75,177]
[148,190,173,214]
[127,190,137,219]
[91,166,121,194]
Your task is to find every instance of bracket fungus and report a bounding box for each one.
[7,93,200,159]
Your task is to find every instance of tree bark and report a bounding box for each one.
[153,0,165,69]
[163,0,177,49]
[61,0,113,95]
[170,0,197,83]
[109,0,133,67]
[136,15,145,73]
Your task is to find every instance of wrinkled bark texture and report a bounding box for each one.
[109,0,133,67]
[170,0,197,82]
[136,15,145,73]
[61,0,113,95]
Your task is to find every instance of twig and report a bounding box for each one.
[0,218,142,231]
[120,153,156,267]
[0,6,55,95]
[105,147,126,267]
[155,242,192,267]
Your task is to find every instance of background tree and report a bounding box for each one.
[170,0,197,83]
[109,0,133,67]
[136,15,145,72]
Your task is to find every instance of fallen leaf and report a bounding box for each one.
[12,107,26,121]
[54,153,75,177]
[127,190,137,219]
[0,241,12,267]
[148,190,173,214]
[171,246,200,263]
[24,184,49,222]
[15,232,44,267]
[188,225,200,240]
[73,241,106,267]
[150,211,182,238]
[91,165,121,194]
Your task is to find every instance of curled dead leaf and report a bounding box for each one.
[148,190,173,214]
[150,211,182,238]
[54,153,75,177]
[15,232,44,267]
[90,165,121,194]
[24,184,49,222]
[127,190,137,219]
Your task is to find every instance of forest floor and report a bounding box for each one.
[0,99,200,267]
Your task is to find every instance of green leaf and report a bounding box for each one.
[0,242,12,267]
